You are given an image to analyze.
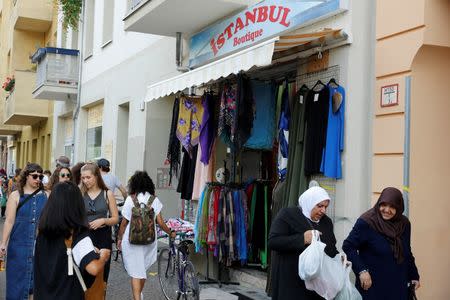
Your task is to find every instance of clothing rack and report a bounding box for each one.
[296,65,340,87]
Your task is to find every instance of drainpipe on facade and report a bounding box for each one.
[72,0,86,163]
[403,76,411,217]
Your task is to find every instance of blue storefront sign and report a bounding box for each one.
[189,0,348,68]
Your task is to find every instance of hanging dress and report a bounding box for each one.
[6,191,47,300]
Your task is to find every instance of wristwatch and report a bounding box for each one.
[359,269,369,275]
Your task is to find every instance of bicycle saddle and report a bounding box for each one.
[178,240,194,255]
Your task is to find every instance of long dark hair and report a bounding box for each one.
[38,181,88,238]
[71,162,86,186]
[128,171,155,196]
[18,163,43,195]
[48,166,72,191]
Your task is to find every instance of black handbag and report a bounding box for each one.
[408,282,418,300]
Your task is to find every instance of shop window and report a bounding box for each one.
[86,126,102,161]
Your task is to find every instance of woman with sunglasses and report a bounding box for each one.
[80,163,119,295]
[47,166,72,191]
[0,163,49,300]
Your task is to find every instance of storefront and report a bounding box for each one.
[144,0,375,290]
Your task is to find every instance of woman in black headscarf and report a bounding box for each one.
[343,187,420,300]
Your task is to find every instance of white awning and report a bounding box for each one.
[145,29,348,102]
[145,37,278,102]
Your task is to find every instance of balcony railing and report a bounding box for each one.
[31,47,79,100]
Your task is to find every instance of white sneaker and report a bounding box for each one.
[141,292,144,300]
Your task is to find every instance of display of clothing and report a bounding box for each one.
[218,86,237,148]
[284,85,309,207]
[166,97,181,184]
[277,81,291,181]
[304,85,330,175]
[235,74,255,150]
[200,92,216,164]
[320,84,345,179]
[192,141,216,200]
[176,96,204,157]
[244,80,276,150]
[177,145,198,200]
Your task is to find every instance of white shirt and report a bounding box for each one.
[121,192,163,279]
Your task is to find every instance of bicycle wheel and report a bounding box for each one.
[183,261,200,300]
[158,248,179,300]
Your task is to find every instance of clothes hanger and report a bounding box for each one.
[312,80,325,92]
[328,78,339,87]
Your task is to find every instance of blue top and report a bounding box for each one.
[320,84,345,179]
[244,81,276,150]
[343,218,420,300]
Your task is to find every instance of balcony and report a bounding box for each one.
[31,47,79,100]
[4,70,49,125]
[11,0,52,32]
[123,0,250,36]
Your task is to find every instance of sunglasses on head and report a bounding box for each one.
[88,200,96,215]
[29,174,44,180]
[60,173,71,178]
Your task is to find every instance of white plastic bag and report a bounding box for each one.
[298,230,325,280]
[335,256,362,300]
[305,253,346,300]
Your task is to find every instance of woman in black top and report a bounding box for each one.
[268,186,339,300]
[80,163,118,284]
[34,181,110,299]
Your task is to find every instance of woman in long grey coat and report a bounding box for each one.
[268,186,338,300]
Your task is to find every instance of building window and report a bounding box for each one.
[102,0,114,47]
[86,126,102,160]
[84,0,95,58]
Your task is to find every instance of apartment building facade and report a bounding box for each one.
[0,0,57,173]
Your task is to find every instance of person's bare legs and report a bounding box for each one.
[131,278,146,300]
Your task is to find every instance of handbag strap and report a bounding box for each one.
[17,188,42,212]
[65,235,87,292]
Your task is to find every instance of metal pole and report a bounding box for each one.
[403,76,411,217]
[72,0,85,163]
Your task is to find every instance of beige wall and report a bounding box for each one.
[409,45,450,299]
[374,0,450,298]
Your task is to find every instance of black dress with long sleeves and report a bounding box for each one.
[268,207,339,300]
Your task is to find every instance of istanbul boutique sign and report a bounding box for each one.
[189,0,348,68]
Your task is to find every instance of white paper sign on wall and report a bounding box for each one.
[380,84,399,107]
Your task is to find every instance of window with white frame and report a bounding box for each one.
[102,0,114,46]
[84,0,95,58]
[85,104,103,161]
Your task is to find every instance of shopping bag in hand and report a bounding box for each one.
[335,255,362,300]
[298,230,325,280]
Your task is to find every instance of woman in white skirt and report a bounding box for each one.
[117,171,175,300]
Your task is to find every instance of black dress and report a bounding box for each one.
[268,207,338,300]
[34,229,98,300]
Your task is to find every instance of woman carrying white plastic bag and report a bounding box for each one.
[269,186,339,300]
[335,256,363,300]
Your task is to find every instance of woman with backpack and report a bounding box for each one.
[117,171,175,300]
[34,181,111,299]
[0,163,49,300]
[80,163,119,297]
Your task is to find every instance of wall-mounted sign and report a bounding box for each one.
[189,0,348,68]
[380,84,399,107]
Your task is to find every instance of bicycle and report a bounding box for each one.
[111,199,124,261]
[158,232,200,300]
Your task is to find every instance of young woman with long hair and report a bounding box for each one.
[0,163,49,300]
[47,166,72,191]
[80,163,118,291]
[34,181,111,299]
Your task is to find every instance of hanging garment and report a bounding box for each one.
[166,97,181,185]
[277,81,291,181]
[218,87,237,148]
[235,74,255,150]
[199,93,216,164]
[244,80,276,150]
[304,86,330,175]
[285,86,309,207]
[176,96,204,157]
[320,85,345,179]
[192,140,216,200]
[177,145,198,200]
